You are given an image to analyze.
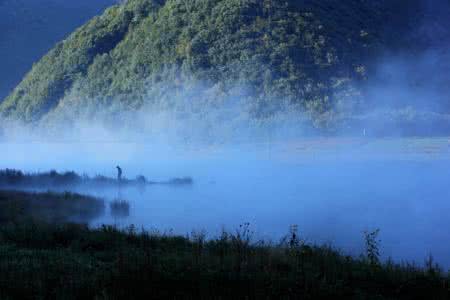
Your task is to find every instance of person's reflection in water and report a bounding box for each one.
[111,185,130,219]
[110,199,130,219]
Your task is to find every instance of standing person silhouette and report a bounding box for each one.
[116,166,122,182]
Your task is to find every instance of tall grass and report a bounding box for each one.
[0,220,448,299]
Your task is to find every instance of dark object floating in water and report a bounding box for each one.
[0,169,193,189]
[161,177,193,185]
[127,174,193,185]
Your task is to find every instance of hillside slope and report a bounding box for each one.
[0,0,445,128]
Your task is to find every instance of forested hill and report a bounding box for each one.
[0,0,114,100]
[0,0,448,128]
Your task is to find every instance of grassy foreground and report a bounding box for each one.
[0,191,449,299]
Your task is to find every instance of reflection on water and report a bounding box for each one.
[2,138,450,268]
[0,190,106,224]
[110,199,130,218]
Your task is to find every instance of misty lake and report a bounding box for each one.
[2,137,450,268]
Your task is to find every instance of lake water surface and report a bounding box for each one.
[2,138,450,268]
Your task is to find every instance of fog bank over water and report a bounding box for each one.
[2,47,449,266]
[2,136,450,268]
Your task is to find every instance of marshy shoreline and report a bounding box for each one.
[0,188,448,299]
[0,168,193,190]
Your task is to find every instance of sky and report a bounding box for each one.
[0,0,114,100]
